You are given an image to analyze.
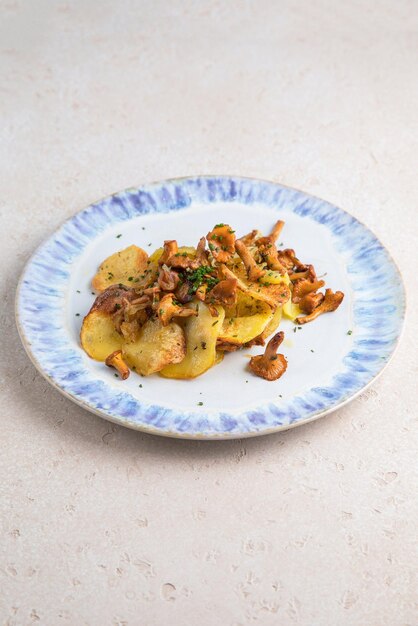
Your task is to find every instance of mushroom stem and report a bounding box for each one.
[105,350,130,379]
[265,331,285,358]
[269,220,285,243]
[235,240,265,282]
[238,229,260,245]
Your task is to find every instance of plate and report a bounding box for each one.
[16,176,405,439]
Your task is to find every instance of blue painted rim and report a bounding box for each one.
[15,176,405,439]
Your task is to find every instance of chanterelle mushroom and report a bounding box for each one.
[207,278,238,307]
[158,266,180,291]
[207,224,236,263]
[299,291,324,314]
[292,279,325,303]
[235,240,265,282]
[296,289,344,325]
[157,293,198,326]
[105,350,130,380]
[268,220,285,243]
[196,236,209,265]
[159,240,178,265]
[249,331,288,381]
[238,229,261,245]
[255,237,287,273]
[288,264,317,282]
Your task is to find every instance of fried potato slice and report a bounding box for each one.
[160,302,225,379]
[218,303,273,345]
[92,245,149,292]
[80,310,123,361]
[122,318,185,376]
[260,271,291,286]
[283,299,302,321]
[260,305,283,340]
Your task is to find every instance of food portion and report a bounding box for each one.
[80,221,344,382]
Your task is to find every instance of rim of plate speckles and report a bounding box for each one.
[15,176,406,439]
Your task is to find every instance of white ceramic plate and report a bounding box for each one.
[16,176,405,439]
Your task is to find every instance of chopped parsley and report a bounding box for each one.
[75,313,80,316]
[114,373,118,377]
[212,320,219,326]
[128,276,133,281]
[116,234,122,238]
[208,243,215,251]
[197,401,203,406]
[76,290,80,293]
[347,330,353,335]
[187,265,219,294]
[214,223,225,228]
[310,349,315,353]
[139,384,143,388]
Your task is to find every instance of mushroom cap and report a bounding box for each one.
[157,293,197,326]
[249,331,288,381]
[207,278,238,307]
[249,353,287,381]
[207,224,236,263]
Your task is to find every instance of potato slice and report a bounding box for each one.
[122,318,185,376]
[219,303,273,345]
[92,245,149,292]
[215,350,224,365]
[283,299,302,321]
[160,302,225,379]
[223,291,268,318]
[80,310,123,361]
[260,305,282,340]
[260,271,291,286]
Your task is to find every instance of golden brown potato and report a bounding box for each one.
[122,318,186,376]
[91,245,149,292]
[160,302,225,379]
[282,299,302,321]
[218,303,273,346]
[259,305,283,341]
[80,310,123,361]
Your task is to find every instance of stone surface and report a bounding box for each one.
[0,1,417,625]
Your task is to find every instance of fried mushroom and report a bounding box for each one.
[157,294,198,326]
[249,331,288,381]
[268,220,285,243]
[238,229,261,246]
[235,240,265,282]
[295,289,344,325]
[255,237,287,273]
[291,279,325,303]
[206,278,238,307]
[298,291,325,314]
[105,350,130,380]
[207,224,236,263]
[158,266,180,291]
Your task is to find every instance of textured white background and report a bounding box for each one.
[1,1,417,625]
